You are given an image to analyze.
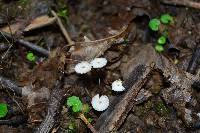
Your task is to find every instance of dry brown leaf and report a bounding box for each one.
[70,25,129,61]
[24,15,56,32]
[1,15,56,34]
[66,25,129,73]
[0,23,21,34]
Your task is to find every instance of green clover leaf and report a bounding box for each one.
[155,45,164,53]
[66,96,82,112]
[157,36,166,45]
[26,52,36,62]
[149,18,161,31]
[0,103,8,119]
[160,14,174,24]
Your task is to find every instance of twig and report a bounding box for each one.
[79,113,97,133]
[0,32,50,57]
[0,76,22,96]
[0,31,13,59]
[51,10,73,45]
[187,47,200,74]
[0,115,27,126]
[161,0,200,9]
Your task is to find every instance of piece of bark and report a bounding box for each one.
[122,44,199,89]
[187,47,200,74]
[34,79,66,133]
[96,44,200,132]
[161,0,200,9]
[0,76,22,96]
[95,65,151,132]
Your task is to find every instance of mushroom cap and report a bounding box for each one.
[90,58,107,68]
[112,79,125,92]
[74,61,92,74]
[91,94,109,111]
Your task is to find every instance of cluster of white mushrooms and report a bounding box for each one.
[74,57,125,111]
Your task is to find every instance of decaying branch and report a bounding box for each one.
[161,0,200,9]
[34,78,66,133]
[95,44,200,132]
[95,65,150,132]
[0,76,22,96]
[187,47,200,74]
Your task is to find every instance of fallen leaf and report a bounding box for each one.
[24,15,56,32]
[0,23,21,34]
[0,15,56,34]
[66,25,130,73]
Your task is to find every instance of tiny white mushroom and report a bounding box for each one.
[90,58,107,68]
[74,61,92,74]
[112,79,125,92]
[91,94,109,111]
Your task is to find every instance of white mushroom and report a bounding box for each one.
[111,79,125,92]
[91,94,109,111]
[74,61,92,74]
[90,58,107,68]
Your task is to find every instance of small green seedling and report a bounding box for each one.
[88,118,93,123]
[26,52,36,62]
[160,14,173,24]
[18,0,29,6]
[68,120,76,131]
[157,36,166,45]
[66,96,82,112]
[57,6,69,20]
[148,18,161,31]
[0,103,8,119]
[155,45,164,53]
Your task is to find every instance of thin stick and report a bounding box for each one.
[0,32,50,57]
[79,113,97,133]
[161,0,200,9]
[51,10,73,45]
[0,76,22,96]
[1,8,15,59]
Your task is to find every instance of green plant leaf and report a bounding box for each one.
[26,52,36,62]
[149,18,161,31]
[57,7,69,20]
[0,103,8,119]
[157,36,166,45]
[88,118,93,123]
[160,14,173,24]
[155,45,164,53]
[66,96,82,112]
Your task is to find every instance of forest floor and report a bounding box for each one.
[0,0,200,132]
